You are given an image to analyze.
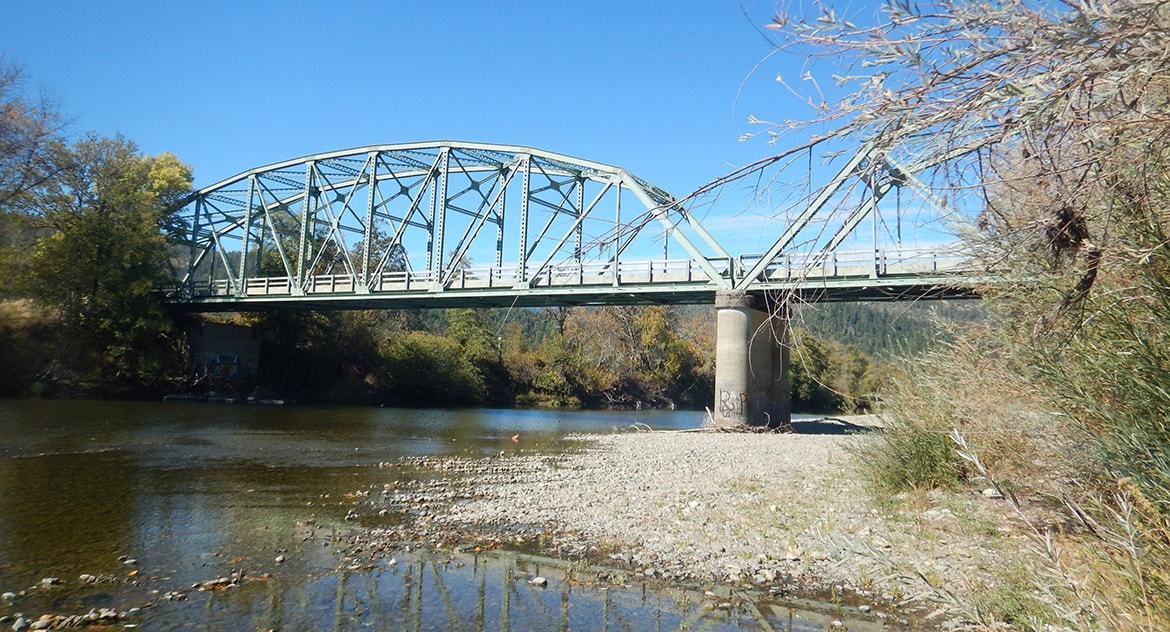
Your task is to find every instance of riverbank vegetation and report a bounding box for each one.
[763,0,1170,627]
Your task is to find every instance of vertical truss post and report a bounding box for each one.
[516,155,531,286]
[495,168,506,270]
[612,181,622,287]
[574,178,584,264]
[425,169,436,282]
[895,184,903,248]
[253,206,267,279]
[431,148,449,291]
[208,238,218,292]
[871,178,880,278]
[236,175,257,297]
[663,222,669,260]
[360,151,378,292]
[186,196,203,295]
[295,162,315,295]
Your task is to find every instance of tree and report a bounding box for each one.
[376,331,486,405]
[23,135,192,390]
[0,61,67,300]
[788,328,841,412]
[0,60,65,214]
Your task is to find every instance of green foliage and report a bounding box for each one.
[854,328,1072,501]
[970,560,1056,628]
[245,309,386,403]
[7,135,192,393]
[445,307,511,405]
[789,327,885,413]
[550,305,716,408]
[789,329,841,412]
[1037,246,1170,510]
[377,331,485,406]
[794,301,982,359]
[446,308,498,366]
[184,304,883,413]
[857,416,962,498]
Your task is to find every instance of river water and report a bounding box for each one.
[0,400,892,631]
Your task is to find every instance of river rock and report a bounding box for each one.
[11,617,27,632]
[0,592,13,601]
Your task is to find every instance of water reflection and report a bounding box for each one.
[0,400,891,630]
[185,549,875,632]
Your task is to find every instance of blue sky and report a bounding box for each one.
[3,2,806,191]
[4,1,952,253]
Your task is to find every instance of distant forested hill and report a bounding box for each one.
[793,300,986,358]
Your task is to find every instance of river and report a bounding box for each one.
[0,400,889,631]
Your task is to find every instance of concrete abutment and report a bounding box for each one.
[712,291,790,429]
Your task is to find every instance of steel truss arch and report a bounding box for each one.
[169,141,733,305]
[165,140,981,311]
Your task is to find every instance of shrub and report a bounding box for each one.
[859,325,1072,498]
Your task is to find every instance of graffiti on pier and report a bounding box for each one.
[718,390,747,419]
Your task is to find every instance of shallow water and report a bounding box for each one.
[0,400,898,630]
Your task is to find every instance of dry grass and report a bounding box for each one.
[860,325,1081,502]
[862,323,1170,630]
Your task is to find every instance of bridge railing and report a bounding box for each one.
[370,258,729,291]
[172,247,970,300]
[739,246,968,282]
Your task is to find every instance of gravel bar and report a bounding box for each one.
[353,418,1031,625]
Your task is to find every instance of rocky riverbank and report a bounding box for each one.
[339,417,1037,628]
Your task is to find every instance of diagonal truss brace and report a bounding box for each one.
[804,144,977,274]
[733,142,877,290]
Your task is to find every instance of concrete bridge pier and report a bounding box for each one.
[712,291,790,429]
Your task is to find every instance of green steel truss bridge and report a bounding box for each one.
[164,141,980,312]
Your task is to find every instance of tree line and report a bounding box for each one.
[230,303,923,412]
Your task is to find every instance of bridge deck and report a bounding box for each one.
[164,249,980,311]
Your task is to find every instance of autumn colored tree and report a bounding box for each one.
[16,135,192,392]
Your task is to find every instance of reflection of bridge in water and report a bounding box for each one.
[165,141,982,426]
[234,549,882,630]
